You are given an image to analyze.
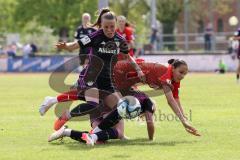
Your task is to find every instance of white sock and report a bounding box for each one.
[91,134,98,143]
[63,128,72,137]
[51,97,58,103]
[92,127,102,133]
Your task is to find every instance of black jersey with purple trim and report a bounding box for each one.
[74,25,96,40]
[78,29,129,79]
[74,25,97,62]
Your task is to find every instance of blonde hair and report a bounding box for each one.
[82,13,91,27]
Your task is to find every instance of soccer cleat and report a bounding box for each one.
[48,125,67,142]
[39,96,56,116]
[54,111,70,131]
[81,133,95,146]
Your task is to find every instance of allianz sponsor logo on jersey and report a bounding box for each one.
[98,47,118,54]
[98,41,120,54]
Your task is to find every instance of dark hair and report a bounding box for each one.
[93,8,116,28]
[168,59,187,68]
[125,22,130,27]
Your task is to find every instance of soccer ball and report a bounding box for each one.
[117,96,142,119]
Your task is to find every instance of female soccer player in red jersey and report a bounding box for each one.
[116,15,135,57]
[48,59,200,146]
[76,59,200,145]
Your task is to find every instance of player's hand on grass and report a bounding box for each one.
[182,121,201,136]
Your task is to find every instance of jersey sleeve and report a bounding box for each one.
[159,69,173,89]
[172,82,180,99]
[77,35,93,49]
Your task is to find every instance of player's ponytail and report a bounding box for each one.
[168,59,175,65]
[93,8,116,28]
[168,59,187,68]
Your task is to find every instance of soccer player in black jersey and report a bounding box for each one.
[48,89,156,145]
[40,8,145,113]
[74,13,96,66]
[70,13,97,90]
[40,8,145,140]
[74,13,96,41]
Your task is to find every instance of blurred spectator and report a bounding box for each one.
[23,43,32,58]
[150,25,158,45]
[215,59,227,74]
[22,43,37,58]
[150,25,161,51]
[204,23,213,51]
[30,43,38,55]
[6,44,17,58]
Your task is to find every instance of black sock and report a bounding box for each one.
[98,109,122,130]
[70,130,88,143]
[95,128,118,141]
[237,74,239,80]
[70,102,98,117]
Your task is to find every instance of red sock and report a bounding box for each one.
[57,90,78,102]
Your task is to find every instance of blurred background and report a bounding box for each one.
[0,0,239,72]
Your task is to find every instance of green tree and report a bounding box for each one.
[156,0,184,50]
[189,0,234,27]
[0,0,17,33]
[109,0,150,46]
[13,0,98,40]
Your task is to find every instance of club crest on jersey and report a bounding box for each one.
[101,41,106,45]
[86,81,94,86]
[115,42,120,47]
[80,36,91,45]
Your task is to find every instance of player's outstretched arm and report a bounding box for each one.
[55,41,80,52]
[175,98,187,119]
[162,85,200,136]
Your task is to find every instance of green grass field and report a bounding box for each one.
[0,73,239,160]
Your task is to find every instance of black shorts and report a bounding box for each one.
[96,76,117,93]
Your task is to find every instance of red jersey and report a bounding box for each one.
[113,61,180,99]
[116,27,134,57]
